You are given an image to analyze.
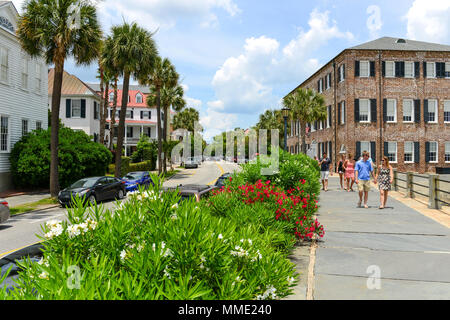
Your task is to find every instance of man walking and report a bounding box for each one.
[319,152,333,192]
[355,151,376,208]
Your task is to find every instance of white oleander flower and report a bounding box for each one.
[218,234,223,240]
[288,276,295,285]
[171,203,178,209]
[38,271,49,280]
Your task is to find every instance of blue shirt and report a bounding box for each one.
[355,159,373,181]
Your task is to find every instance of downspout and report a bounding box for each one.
[333,60,338,171]
[378,51,383,165]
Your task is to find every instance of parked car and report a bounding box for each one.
[184,157,199,169]
[0,199,10,224]
[214,173,232,189]
[164,184,217,202]
[121,171,153,192]
[58,176,126,207]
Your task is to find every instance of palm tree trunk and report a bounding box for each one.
[163,105,169,173]
[102,81,109,146]
[301,121,307,154]
[115,71,130,178]
[50,60,64,197]
[99,66,105,145]
[156,85,162,175]
[109,77,118,150]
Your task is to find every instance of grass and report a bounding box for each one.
[10,198,59,216]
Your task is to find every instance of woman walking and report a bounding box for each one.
[338,154,346,190]
[344,153,355,192]
[375,156,394,209]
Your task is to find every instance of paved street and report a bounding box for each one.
[0,161,240,258]
[312,177,450,299]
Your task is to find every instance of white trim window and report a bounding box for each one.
[109,92,114,102]
[445,142,450,163]
[21,57,28,90]
[359,99,370,122]
[327,106,331,128]
[36,121,42,131]
[385,61,395,77]
[0,46,8,83]
[339,64,345,82]
[386,99,397,123]
[361,141,371,157]
[405,62,414,78]
[71,100,82,118]
[136,93,143,103]
[426,62,436,78]
[35,63,42,92]
[403,99,414,122]
[341,101,346,124]
[446,62,450,79]
[444,100,450,123]
[387,142,397,163]
[360,61,370,77]
[428,99,438,123]
[22,119,29,137]
[0,115,9,152]
[404,142,414,163]
[428,141,438,163]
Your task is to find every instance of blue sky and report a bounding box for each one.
[13,0,450,141]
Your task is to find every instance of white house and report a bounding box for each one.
[0,1,48,192]
[48,68,101,142]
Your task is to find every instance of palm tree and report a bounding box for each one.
[141,57,177,174]
[17,0,102,196]
[107,22,158,178]
[172,107,200,134]
[283,88,327,154]
[255,109,287,147]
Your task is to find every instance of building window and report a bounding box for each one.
[327,106,331,128]
[339,64,345,82]
[360,61,370,77]
[359,99,370,122]
[22,119,29,136]
[71,100,81,118]
[0,47,8,83]
[444,100,450,123]
[0,116,8,152]
[35,63,42,92]
[428,141,438,163]
[94,102,99,120]
[426,62,436,78]
[445,142,450,163]
[361,141,371,158]
[36,121,42,131]
[387,142,397,163]
[428,99,438,123]
[385,61,395,77]
[109,92,114,102]
[403,99,414,122]
[386,99,397,122]
[126,126,133,138]
[341,101,345,124]
[126,110,133,119]
[446,62,450,78]
[136,93,143,103]
[405,62,414,78]
[404,142,414,163]
[21,57,28,89]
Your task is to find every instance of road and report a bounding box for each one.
[0,161,240,258]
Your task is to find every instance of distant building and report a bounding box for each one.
[286,37,450,174]
[0,1,48,191]
[48,68,102,142]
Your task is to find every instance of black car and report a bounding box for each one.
[58,176,126,207]
[164,184,217,202]
[215,173,232,189]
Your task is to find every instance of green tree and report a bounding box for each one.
[283,88,327,154]
[17,0,102,196]
[107,22,158,178]
[255,109,288,148]
[172,107,200,133]
[131,134,157,165]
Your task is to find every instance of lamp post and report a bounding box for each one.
[282,107,290,152]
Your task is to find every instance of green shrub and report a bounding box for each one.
[108,158,154,177]
[131,135,157,164]
[10,126,112,189]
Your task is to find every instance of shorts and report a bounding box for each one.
[358,180,371,192]
[320,171,330,180]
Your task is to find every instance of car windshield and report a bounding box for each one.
[69,178,98,189]
[123,173,143,180]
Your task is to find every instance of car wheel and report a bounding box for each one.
[88,195,96,206]
[117,189,124,200]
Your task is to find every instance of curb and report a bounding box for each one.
[10,204,61,218]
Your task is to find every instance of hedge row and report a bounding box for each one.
[108,157,155,177]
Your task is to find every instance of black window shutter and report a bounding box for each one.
[382,61,385,77]
[414,142,420,163]
[343,64,345,79]
[371,142,376,163]
[131,110,134,119]
[140,111,143,119]
[424,100,429,123]
[317,80,320,92]
[437,62,445,78]
[338,68,341,82]
[383,99,387,122]
[414,100,421,123]
[329,141,332,162]
[338,103,341,125]
[66,99,71,118]
[425,142,430,163]
[401,61,405,77]
[370,61,376,77]
[81,99,86,118]
[384,142,389,157]
[415,62,420,78]
[355,61,360,77]
[371,99,377,123]
[328,106,332,126]
[354,99,360,122]
[395,62,401,77]
[356,142,361,160]
[423,62,427,78]
[314,120,318,129]
[148,111,151,119]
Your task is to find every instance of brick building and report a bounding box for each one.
[286,37,450,174]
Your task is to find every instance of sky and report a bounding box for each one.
[12,0,450,142]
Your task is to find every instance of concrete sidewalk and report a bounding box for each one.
[312,177,450,300]
[3,193,51,208]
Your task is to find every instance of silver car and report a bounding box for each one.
[0,199,10,224]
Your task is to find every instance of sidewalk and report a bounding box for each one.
[311,177,450,300]
[1,193,51,208]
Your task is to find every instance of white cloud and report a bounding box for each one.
[200,109,237,142]
[405,0,450,43]
[366,5,383,39]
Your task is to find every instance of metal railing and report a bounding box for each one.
[393,169,450,210]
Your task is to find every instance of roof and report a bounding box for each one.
[106,120,157,125]
[48,69,100,98]
[349,37,450,52]
[88,83,150,93]
[106,89,149,108]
